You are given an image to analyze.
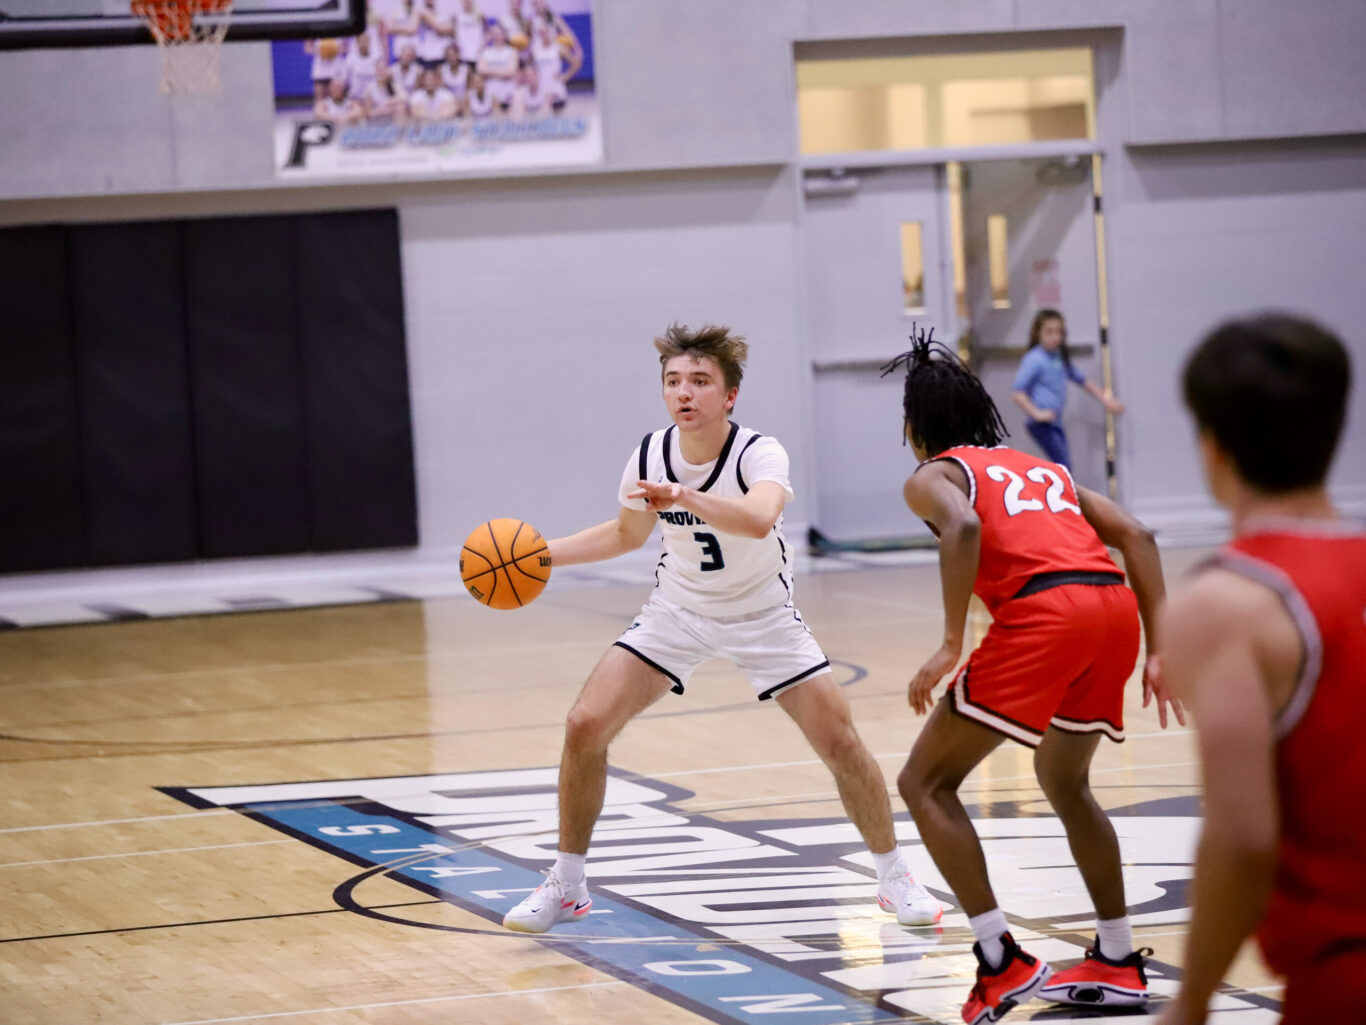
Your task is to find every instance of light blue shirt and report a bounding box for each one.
[1013,346,1086,417]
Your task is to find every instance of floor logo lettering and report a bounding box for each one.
[163,768,1280,1023]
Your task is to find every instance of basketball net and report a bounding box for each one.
[131,0,235,95]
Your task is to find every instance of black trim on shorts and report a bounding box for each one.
[613,641,684,694]
[1050,712,1125,741]
[1013,570,1124,600]
[735,432,762,493]
[947,686,1042,748]
[952,665,1046,746]
[757,659,830,702]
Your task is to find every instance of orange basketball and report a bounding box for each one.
[317,37,342,59]
[460,518,551,610]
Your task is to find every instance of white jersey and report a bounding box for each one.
[440,59,469,97]
[384,1,419,61]
[467,86,494,117]
[415,0,455,62]
[531,34,568,102]
[478,43,519,103]
[363,77,408,114]
[344,47,382,97]
[619,423,795,617]
[310,43,348,82]
[394,59,422,93]
[409,85,457,120]
[454,8,485,61]
[316,96,357,120]
[517,78,548,117]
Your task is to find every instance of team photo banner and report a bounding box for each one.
[273,0,600,178]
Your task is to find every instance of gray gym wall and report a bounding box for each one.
[1,0,1363,596]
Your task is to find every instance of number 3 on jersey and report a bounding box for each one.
[985,464,1082,517]
[694,531,725,572]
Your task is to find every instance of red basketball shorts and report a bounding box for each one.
[1280,945,1366,1025]
[947,582,1140,747]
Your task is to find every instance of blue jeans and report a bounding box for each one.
[1026,419,1071,469]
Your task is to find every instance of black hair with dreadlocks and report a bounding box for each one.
[880,324,1009,458]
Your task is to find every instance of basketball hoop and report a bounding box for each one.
[131,0,235,95]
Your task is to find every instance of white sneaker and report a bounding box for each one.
[877,869,944,926]
[502,870,592,933]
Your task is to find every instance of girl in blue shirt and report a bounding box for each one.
[1011,309,1124,469]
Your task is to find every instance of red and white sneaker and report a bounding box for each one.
[1038,942,1151,1007]
[877,869,945,926]
[501,870,592,933]
[961,932,1052,1025]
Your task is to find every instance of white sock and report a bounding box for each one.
[871,847,906,879]
[1096,915,1132,961]
[553,851,587,887]
[969,908,1009,969]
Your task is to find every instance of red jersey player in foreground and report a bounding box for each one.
[1156,314,1365,1025]
[883,331,1183,1024]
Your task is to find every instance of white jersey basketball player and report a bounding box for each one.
[501,323,943,935]
[476,22,519,108]
[529,21,569,108]
[453,0,485,66]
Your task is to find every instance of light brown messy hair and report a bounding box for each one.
[653,323,749,392]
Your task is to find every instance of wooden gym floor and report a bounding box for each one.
[1,546,1283,1024]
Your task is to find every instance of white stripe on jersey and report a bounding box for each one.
[618,423,796,618]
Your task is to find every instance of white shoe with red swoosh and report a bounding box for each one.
[502,870,593,933]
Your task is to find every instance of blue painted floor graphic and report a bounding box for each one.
[163,767,1282,1024]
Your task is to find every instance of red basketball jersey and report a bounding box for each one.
[929,445,1120,615]
[1211,521,1366,975]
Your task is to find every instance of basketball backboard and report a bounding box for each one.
[0,0,366,47]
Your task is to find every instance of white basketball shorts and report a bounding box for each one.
[613,592,831,701]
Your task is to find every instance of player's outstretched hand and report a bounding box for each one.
[631,479,683,511]
[1141,653,1187,729]
[908,643,959,715]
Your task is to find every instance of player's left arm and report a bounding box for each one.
[1076,485,1183,727]
[1157,573,1283,1025]
[902,461,980,714]
[629,479,785,539]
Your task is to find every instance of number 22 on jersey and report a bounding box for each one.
[985,464,1082,517]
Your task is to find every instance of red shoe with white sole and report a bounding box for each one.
[1038,942,1151,1007]
[961,931,1052,1025]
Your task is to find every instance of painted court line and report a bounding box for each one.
[3,751,1198,837]
[0,808,235,834]
[156,981,628,1024]
[652,751,1195,781]
[0,839,291,869]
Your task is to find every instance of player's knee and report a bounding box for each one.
[900,753,964,809]
[818,724,864,768]
[896,763,920,807]
[898,760,946,812]
[564,704,611,753]
[1035,759,1091,809]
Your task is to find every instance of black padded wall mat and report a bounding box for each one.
[0,226,85,572]
[186,216,311,559]
[297,210,417,552]
[70,220,199,566]
[0,209,417,574]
